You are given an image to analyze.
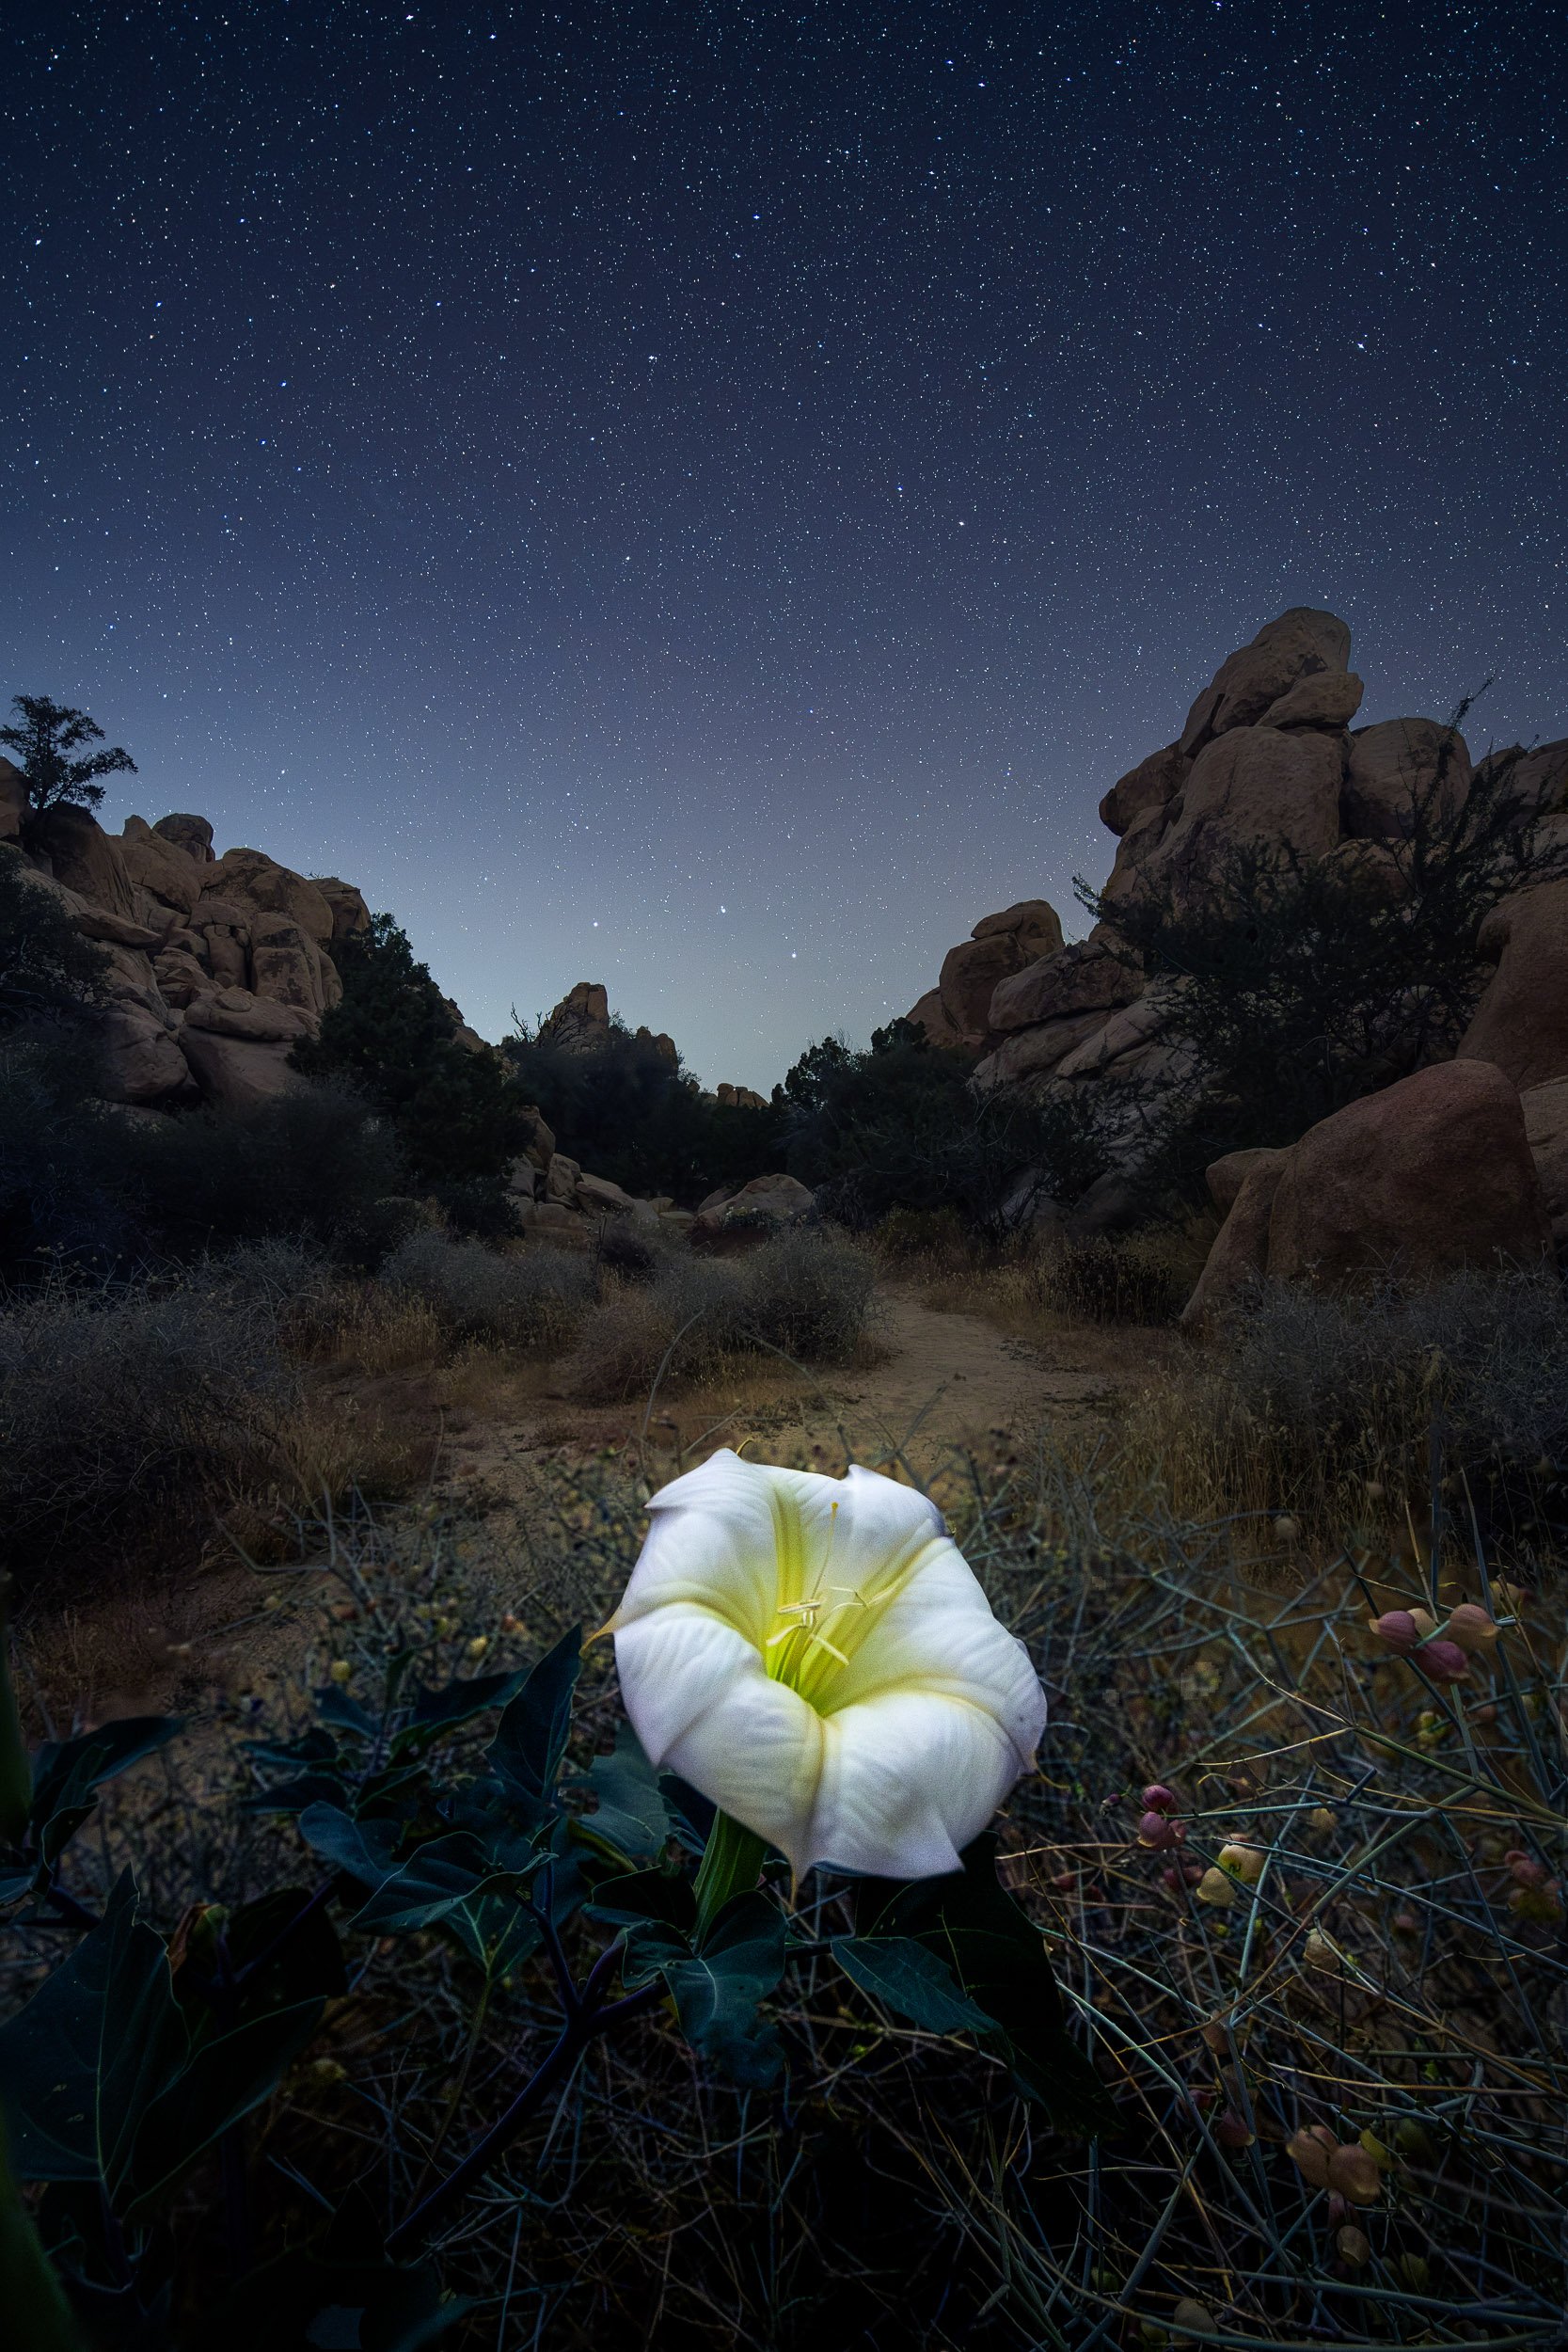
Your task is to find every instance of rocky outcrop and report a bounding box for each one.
[691,1172,815,1249]
[1184,1063,1551,1320]
[535,980,677,1067]
[1456,880,1568,1091]
[717,1082,768,1110]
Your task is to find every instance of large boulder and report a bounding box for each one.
[203,848,335,945]
[119,814,205,919]
[1522,1077,1568,1248]
[183,987,313,1043]
[1457,881,1568,1090]
[1180,1152,1288,1327]
[153,814,214,862]
[312,877,372,938]
[539,982,610,1052]
[1156,725,1345,894]
[177,1026,300,1111]
[691,1171,815,1248]
[247,912,338,1022]
[988,939,1140,1033]
[1265,1061,1549,1289]
[100,1003,191,1104]
[1257,672,1365,731]
[1179,609,1352,757]
[905,985,967,1049]
[1099,744,1183,838]
[933,900,1065,1041]
[974,1010,1108,1089]
[1342,719,1471,841]
[1473,738,1568,822]
[33,807,141,923]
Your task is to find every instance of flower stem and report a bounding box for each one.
[692,1810,767,1940]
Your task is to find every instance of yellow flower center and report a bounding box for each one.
[758,1498,923,1711]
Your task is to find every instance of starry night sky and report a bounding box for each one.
[6,2,1566,1088]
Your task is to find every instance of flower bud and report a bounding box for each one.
[1444,1602,1497,1652]
[1212,2106,1254,2149]
[1368,1609,1420,1653]
[1273,1515,1301,1544]
[1506,1850,1548,1888]
[1139,1810,1185,1849]
[1416,1638,1469,1682]
[329,1660,351,1684]
[1141,1783,1180,1814]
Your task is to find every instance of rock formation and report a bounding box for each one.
[902,608,1568,1292]
[536,979,677,1066]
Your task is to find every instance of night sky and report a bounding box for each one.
[6,3,1566,1088]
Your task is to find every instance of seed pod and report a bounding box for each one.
[1142,1783,1180,1814]
[1368,1609,1420,1653]
[1212,2106,1254,2149]
[1170,2298,1216,2342]
[1139,1810,1185,1850]
[1337,2225,1371,2268]
[1328,2143,1383,2205]
[1216,1841,1264,1884]
[1287,2125,1337,2188]
[1444,1602,1498,1652]
[1416,1638,1469,1683]
[1195,1867,1235,1909]
[1273,1515,1301,1544]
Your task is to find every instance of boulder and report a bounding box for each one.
[1156,725,1344,892]
[973,1011,1108,1089]
[182,987,313,1043]
[716,1082,768,1110]
[505,1157,542,1201]
[539,982,610,1052]
[578,1170,638,1217]
[633,1024,678,1065]
[925,902,1068,1043]
[1180,1153,1288,1327]
[100,1003,191,1104]
[1257,672,1365,731]
[247,911,336,1021]
[1521,1077,1568,1247]
[33,807,140,922]
[905,985,967,1048]
[151,947,215,1009]
[119,816,204,918]
[177,1025,300,1112]
[1099,744,1183,838]
[1457,881,1568,1090]
[198,909,251,988]
[153,814,214,862]
[546,1152,583,1207]
[312,877,372,937]
[1266,1061,1549,1289]
[1342,719,1471,841]
[1179,609,1353,757]
[0,756,26,840]
[691,1171,815,1247]
[988,940,1141,1033]
[1473,738,1568,821]
[1205,1147,1286,1218]
[203,849,335,945]
[1054,985,1181,1080]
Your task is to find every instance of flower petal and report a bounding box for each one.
[615,1604,825,1866]
[807,1686,1025,1878]
[822,1543,1046,1769]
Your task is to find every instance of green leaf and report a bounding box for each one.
[28,1717,183,1866]
[297,1803,406,1890]
[485,1627,580,1814]
[586,1867,696,1934]
[350,1825,545,1976]
[124,1998,322,2219]
[852,1836,1115,2135]
[0,1873,324,2218]
[390,1665,529,1756]
[0,2111,83,2352]
[579,1722,670,1864]
[832,1933,993,2037]
[660,1890,786,2088]
[313,1685,381,1740]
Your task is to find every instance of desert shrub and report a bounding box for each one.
[874,1202,972,1263]
[1026,1227,1207,1326]
[595,1214,662,1280]
[555,1254,742,1401]
[0,1271,296,1574]
[736,1224,879,1363]
[504,1016,784,1201]
[780,1020,1113,1234]
[382,1226,595,1352]
[123,1079,420,1263]
[294,914,534,1231]
[0,1024,143,1275]
[1214,1266,1568,1486]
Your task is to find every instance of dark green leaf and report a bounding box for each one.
[579,1722,670,1864]
[485,1627,580,1814]
[0,1873,186,2195]
[0,1864,35,1906]
[391,1666,529,1756]
[296,1804,405,1891]
[832,1933,993,2037]
[661,1890,786,2088]
[241,1768,351,1819]
[587,1867,696,1934]
[350,1833,545,1967]
[313,1685,381,1741]
[28,1718,183,1866]
[126,1997,323,2218]
[852,1836,1115,2135]
[226,1887,348,2014]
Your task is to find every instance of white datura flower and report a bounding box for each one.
[608,1450,1046,1881]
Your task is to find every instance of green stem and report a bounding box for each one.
[692,1810,767,1940]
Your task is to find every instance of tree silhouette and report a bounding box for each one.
[0,694,136,837]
